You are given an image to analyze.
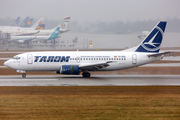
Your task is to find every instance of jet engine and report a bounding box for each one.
[56,65,80,75]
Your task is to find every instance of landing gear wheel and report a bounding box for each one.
[22,73,26,78]
[82,72,91,78]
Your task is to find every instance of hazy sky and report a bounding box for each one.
[0,0,180,22]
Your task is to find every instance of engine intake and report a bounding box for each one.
[57,65,80,75]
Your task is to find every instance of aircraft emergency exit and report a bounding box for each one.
[4,21,170,78]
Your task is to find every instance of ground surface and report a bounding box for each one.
[0,86,180,120]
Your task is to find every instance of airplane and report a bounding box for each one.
[4,21,170,78]
[10,17,21,26]
[18,17,30,27]
[1,17,70,36]
[35,24,45,30]
[21,18,34,27]
[138,31,150,39]
[9,27,60,43]
[0,17,44,30]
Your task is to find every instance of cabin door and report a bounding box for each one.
[132,54,137,64]
[27,54,33,64]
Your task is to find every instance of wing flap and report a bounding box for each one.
[79,61,114,71]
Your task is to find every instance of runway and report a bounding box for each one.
[0,75,180,86]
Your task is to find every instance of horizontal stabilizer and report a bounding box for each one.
[147,51,172,57]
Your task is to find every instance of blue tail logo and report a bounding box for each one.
[135,21,167,53]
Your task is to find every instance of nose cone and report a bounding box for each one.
[4,60,10,68]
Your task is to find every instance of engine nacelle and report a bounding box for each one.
[57,65,80,75]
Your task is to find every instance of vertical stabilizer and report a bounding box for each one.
[31,17,44,29]
[10,17,20,26]
[135,21,167,53]
[22,18,34,27]
[35,24,45,30]
[19,17,29,27]
[48,27,60,40]
[52,17,71,31]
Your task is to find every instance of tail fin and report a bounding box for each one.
[19,16,29,27]
[60,17,70,31]
[22,18,34,27]
[135,21,167,53]
[48,27,60,40]
[35,24,45,30]
[10,17,20,26]
[52,17,70,31]
[31,17,44,29]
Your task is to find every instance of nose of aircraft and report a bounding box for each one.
[4,60,10,68]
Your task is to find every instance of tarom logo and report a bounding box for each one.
[141,26,163,51]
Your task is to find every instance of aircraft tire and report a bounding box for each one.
[82,72,90,78]
[22,73,26,78]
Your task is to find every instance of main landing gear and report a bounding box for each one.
[82,72,91,78]
[22,73,26,78]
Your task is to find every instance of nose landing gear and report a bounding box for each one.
[22,73,26,78]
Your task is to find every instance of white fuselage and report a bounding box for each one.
[4,51,162,71]
[1,29,54,36]
[10,35,50,43]
[0,26,36,30]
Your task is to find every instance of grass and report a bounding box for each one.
[0,86,180,120]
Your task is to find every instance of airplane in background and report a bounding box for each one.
[4,21,170,78]
[21,18,34,27]
[0,17,44,30]
[18,17,30,27]
[35,24,45,30]
[1,17,70,36]
[10,17,21,26]
[17,17,44,30]
[59,17,71,34]
[138,31,150,39]
[9,27,60,43]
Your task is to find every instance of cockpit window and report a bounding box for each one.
[12,56,21,60]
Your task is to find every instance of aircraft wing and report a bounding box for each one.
[79,61,114,71]
[15,31,40,36]
[147,51,172,57]
[10,38,35,43]
[19,38,34,43]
